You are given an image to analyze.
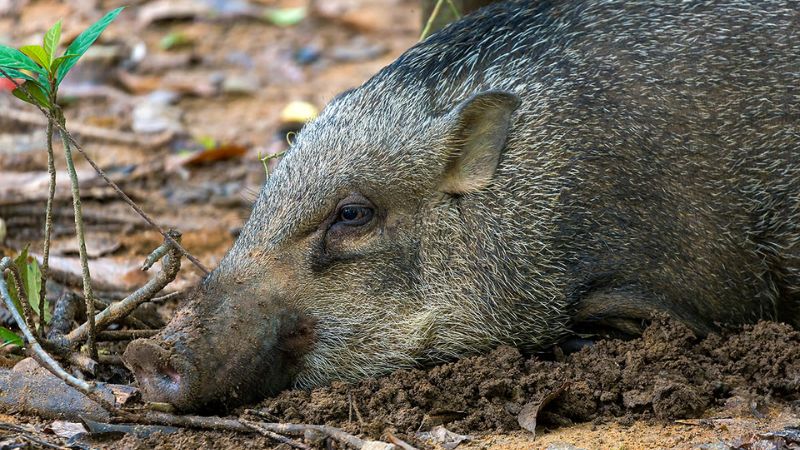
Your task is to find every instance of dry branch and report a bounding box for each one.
[121,411,399,450]
[245,410,397,450]
[240,419,311,449]
[96,329,158,341]
[66,233,182,345]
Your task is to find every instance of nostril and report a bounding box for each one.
[160,363,181,385]
[123,339,184,400]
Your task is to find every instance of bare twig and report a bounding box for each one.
[149,291,184,304]
[0,68,209,276]
[96,329,158,341]
[258,149,286,179]
[244,410,396,450]
[48,291,154,349]
[240,419,311,449]
[142,240,171,271]
[0,257,119,415]
[39,117,56,336]
[120,411,394,450]
[123,411,253,432]
[92,297,151,330]
[63,133,209,274]
[66,233,182,345]
[57,109,98,361]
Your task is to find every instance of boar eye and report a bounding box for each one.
[336,205,374,226]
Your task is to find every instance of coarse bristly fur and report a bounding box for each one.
[124,0,800,411]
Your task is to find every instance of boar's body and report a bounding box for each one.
[124,0,800,411]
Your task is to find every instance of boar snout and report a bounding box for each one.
[123,338,196,409]
[123,292,317,411]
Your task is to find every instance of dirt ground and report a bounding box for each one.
[0,1,798,449]
[87,319,800,449]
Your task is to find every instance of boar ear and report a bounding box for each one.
[438,91,521,194]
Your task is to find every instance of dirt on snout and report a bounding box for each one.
[113,319,800,449]
[255,318,800,439]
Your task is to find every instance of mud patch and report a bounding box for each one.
[252,319,799,441]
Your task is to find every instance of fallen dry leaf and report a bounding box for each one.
[416,425,472,450]
[517,382,570,437]
[110,385,140,406]
[45,420,87,439]
[166,144,248,172]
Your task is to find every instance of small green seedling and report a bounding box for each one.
[0,8,125,355]
[0,7,124,108]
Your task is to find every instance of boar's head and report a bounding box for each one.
[122,89,531,411]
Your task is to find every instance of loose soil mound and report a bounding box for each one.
[255,319,799,439]
[101,319,800,449]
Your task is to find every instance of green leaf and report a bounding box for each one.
[0,67,37,83]
[196,136,217,150]
[0,45,44,74]
[19,45,49,70]
[4,245,29,317]
[50,53,79,74]
[38,76,52,98]
[43,19,62,65]
[3,247,50,325]
[0,327,23,347]
[12,82,50,108]
[159,31,191,50]
[4,272,23,318]
[22,257,48,323]
[57,6,124,84]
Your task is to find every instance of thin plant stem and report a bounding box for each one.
[57,110,97,360]
[445,0,462,19]
[60,130,210,274]
[39,117,56,335]
[420,0,445,40]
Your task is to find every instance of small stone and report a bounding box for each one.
[221,74,260,95]
[545,443,587,450]
[132,90,184,134]
[280,101,318,126]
